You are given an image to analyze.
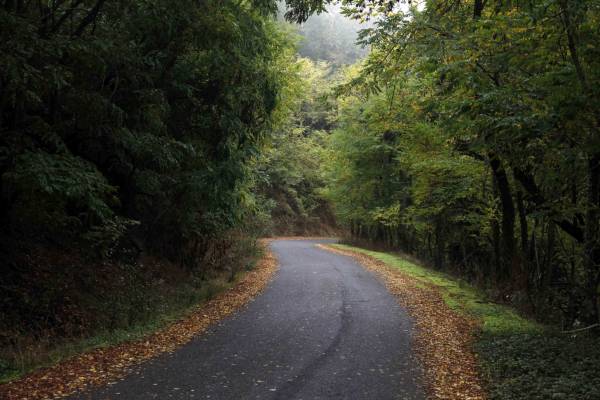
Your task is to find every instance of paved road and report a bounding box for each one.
[73,239,424,400]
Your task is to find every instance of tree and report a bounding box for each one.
[317,0,600,326]
[0,0,295,266]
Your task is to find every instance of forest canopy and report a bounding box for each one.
[316,0,600,327]
[1,0,293,261]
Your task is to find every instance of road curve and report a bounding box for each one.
[72,239,425,400]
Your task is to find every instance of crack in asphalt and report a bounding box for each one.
[273,266,351,400]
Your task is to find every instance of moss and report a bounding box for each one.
[331,244,541,335]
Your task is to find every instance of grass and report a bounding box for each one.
[330,244,600,400]
[0,273,238,384]
[1,235,265,384]
[330,244,541,334]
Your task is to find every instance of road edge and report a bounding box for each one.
[317,243,486,400]
[0,240,279,400]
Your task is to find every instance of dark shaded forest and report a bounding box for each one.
[0,0,365,382]
[0,0,319,380]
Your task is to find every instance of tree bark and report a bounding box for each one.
[73,0,106,37]
[489,154,516,280]
[560,0,600,324]
[516,190,528,256]
[585,155,600,323]
[434,216,444,269]
[473,0,485,18]
[513,167,584,242]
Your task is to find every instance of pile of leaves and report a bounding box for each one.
[319,244,485,400]
[0,242,278,400]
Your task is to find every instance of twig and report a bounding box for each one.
[562,323,599,334]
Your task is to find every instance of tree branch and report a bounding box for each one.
[73,0,106,37]
[513,167,585,242]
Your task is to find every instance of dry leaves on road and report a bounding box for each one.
[318,244,486,400]
[0,241,278,400]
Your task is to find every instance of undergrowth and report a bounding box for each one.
[0,240,263,383]
[330,244,600,400]
[1,276,230,383]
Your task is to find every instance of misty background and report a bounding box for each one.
[280,3,370,66]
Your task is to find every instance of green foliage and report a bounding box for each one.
[0,0,303,381]
[0,0,296,264]
[255,57,338,235]
[313,1,600,395]
[5,151,117,228]
[320,0,600,326]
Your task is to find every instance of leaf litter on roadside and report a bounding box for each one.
[318,244,486,400]
[0,241,278,400]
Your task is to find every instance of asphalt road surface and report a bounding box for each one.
[72,239,425,400]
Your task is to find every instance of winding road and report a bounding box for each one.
[73,239,425,399]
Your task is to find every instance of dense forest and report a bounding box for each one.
[1,0,599,397]
[0,0,322,380]
[322,0,600,329]
[284,0,600,328]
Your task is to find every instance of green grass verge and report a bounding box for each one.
[329,244,600,400]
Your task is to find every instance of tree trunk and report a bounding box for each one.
[491,173,501,282]
[473,0,484,18]
[585,154,600,323]
[516,190,528,256]
[434,216,444,269]
[489,155,517,281]
[560,0,600,324]
[541,221,556,294]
